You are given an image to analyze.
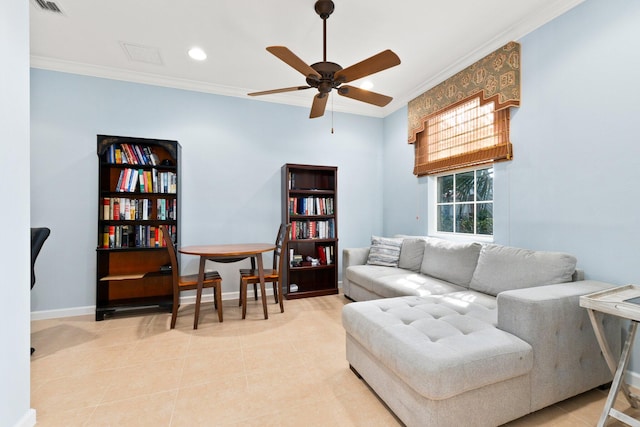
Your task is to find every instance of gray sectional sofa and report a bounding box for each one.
[341,236,621,426]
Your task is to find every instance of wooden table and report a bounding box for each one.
[179,243,275,329]
[580,285,640,427]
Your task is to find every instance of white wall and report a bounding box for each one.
[29,71,385,314]
[2,0,35,426]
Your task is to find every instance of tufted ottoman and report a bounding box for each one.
[342,293,534,427]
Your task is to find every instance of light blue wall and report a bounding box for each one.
[382,0,640,371]
[381,105,428,236]
[383,0,640,283]
[506,0,640,285]
[30,70,384,312]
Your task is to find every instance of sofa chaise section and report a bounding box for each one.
[341,236,621,426]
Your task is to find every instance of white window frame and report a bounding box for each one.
[428,165,494,242]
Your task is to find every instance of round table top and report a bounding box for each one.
[178,243,275,257]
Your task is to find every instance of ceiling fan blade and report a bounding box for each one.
[266,46,321,79]
[334,49,401,83]
[310,94,329,118]
[338,85,393,107]
[248,86,311,96]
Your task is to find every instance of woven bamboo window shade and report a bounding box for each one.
[408,42,520,176]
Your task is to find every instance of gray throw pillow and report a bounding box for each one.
[420,239,482,287]
[366,236,403,267]
[469,244,577,296]
[398,238,426,272]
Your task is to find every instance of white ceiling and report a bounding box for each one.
[29,0,584,118]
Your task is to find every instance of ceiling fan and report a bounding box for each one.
[248,0,401,119]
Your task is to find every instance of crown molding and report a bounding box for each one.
[30,55,385,118]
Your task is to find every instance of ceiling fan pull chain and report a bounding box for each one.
[331,95,334,134]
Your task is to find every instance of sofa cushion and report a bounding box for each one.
[469,244,577,296]
[398,238,426,272]
[342,295,533,400]
[346,265,466,298]
[366,236,403,267]
[420,239,482,287]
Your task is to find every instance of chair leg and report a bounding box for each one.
[241,279,248,319]
[277,281,284,313]
[260,280,268,320]
[215,283,223,323]
[170,293,179,329]
[253,283,258,301]
[239,276,243,306]
[273,280,279,303]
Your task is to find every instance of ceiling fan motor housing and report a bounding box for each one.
[307,61,343,94]
[315,0,335,19]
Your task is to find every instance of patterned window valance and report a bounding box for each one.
[408,42,520,144]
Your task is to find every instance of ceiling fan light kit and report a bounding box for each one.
[248,0,400,119]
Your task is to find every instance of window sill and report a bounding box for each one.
[428,232,494,244]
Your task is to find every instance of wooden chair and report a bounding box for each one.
[159,225,223,329]
[238,223,290,319]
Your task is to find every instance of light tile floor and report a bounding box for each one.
[31,294,640,426]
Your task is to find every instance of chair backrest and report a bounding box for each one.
[274,223,291,275]
[272,223,286,269]
[31,227,51,289]
[159,225,180,289]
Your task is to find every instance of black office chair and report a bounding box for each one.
[31,227,50,355]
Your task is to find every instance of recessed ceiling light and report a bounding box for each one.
[360,80,374,90]
[188,47,207,61]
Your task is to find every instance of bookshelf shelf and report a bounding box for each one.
[282,163,339,299]
[95,134,181,321]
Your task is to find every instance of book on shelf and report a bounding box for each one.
[317,246,327,265]
[105,143,160,166]
[102,197,110,220]
[113,168,178,194]
[150,227,156,248]
[290,219,335,240]
[288,196,334,216]
[113,199,120,220]
[108,225,115,248]
[133,145,146,165]
[103,226,109,248]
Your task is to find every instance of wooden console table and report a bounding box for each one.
[580,285,640,427]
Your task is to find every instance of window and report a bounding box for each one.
[435,167,493,236]
[413,96,511,176]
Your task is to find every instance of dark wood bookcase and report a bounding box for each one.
[95,135,181,320]
[281,163,338,299]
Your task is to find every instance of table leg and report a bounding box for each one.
[194,256,206,330]
[588,309,640,407]
[597,321,639,427]
[256,253,268,319]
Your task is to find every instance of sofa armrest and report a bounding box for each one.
[497,280,621,412]
[342,247,370,298]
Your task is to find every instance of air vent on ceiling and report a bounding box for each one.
[31,0,64,14]
[120,42,164,66]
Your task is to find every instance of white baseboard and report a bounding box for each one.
[32,283,343,321]
[626,370,640,390]
[31,305,95,320]
[30,289,266,321]
[13,409,36,427]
